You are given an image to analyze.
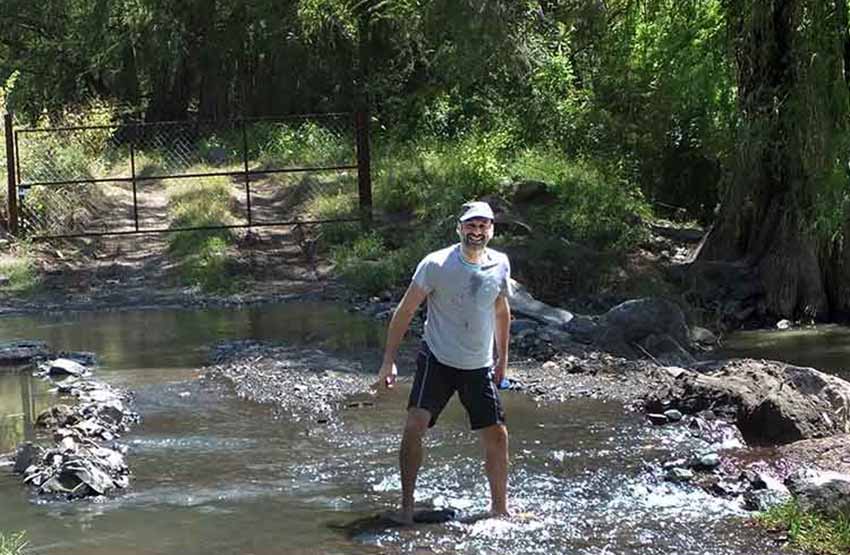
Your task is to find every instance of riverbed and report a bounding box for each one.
[0,303,812,554]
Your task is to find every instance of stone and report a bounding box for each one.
[744,489,792,512]
[42,358,88,377]
[13,443,43,474]
[508,280,575,328]
[693,453,720,470]
[643,359,850,445]
[0,340,51,366]
[510,319,538,335]
[663,409,683,422]
[776,319,792,330]
[690,326,718,346]
[787,470,850,519]
[647,413,669,425]
[666,467,694,482]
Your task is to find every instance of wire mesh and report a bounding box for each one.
[9,113,362,238]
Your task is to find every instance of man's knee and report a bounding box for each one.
[403,408,431,437]
[481,424,508,448]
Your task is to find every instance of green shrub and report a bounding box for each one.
[179,236,237,293]
[0,531,27,555]
[0,253,38,294]
[759,501,850,555]
[258,121,351,168]
[331,232,437,295]
[512,150,651,249]
[305,187,359,246]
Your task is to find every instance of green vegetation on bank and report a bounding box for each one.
[0,532,27,555]
[759,501,850,555]
[166,175,238,293]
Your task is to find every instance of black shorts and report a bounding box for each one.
[407,343,506,430]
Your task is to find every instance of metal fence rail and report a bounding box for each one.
[3,111,372,239]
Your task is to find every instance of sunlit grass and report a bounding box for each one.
[0,531,27,555]
[166,174,238,293]
[759,500,850,555]
[0,252,38,294]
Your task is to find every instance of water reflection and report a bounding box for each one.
[0,372,51,452]
[720,323,850,380]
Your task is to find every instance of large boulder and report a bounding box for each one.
[508,280,575,328]
[645,359,850,445]
[786,470,850,519]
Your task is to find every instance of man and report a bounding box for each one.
[376,200,512,524]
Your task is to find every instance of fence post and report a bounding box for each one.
[4,112,17,235]
[355,110,372,227]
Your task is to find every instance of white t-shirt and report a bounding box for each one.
[412,244,512,369]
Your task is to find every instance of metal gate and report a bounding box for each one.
[2,111,372,239]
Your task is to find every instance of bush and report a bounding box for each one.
[512,150,651,250]
[331,231,437,295]
[258,121,351,168]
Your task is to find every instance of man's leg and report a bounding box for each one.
[398,407,432,523]
[479,423,509,516]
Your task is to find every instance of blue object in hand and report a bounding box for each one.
[497,377,511,390]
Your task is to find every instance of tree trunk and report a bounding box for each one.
[699,0,850,320]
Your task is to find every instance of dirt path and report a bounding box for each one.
[0,173,352,313]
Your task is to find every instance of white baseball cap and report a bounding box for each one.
[459,201,495,222]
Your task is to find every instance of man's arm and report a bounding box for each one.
[493,293,511,385]
[376,282,428,388]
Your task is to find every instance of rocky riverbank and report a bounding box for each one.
[1,348,140,499]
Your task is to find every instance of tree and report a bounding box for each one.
[698,0,850,320]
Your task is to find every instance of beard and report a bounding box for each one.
[460,231,490,250]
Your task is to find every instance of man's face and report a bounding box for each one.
[457,217,494,250]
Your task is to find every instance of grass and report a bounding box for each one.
[166,175,239,293]
[0,531,27,555]
[0,250,38,294]
[758,500,850,555]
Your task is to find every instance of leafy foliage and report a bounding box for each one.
[759,500,850,555]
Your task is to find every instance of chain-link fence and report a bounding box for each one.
[5,112,370,238]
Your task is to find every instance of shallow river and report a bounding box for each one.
[0,303,814,554]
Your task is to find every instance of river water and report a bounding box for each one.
[0,303,810,554]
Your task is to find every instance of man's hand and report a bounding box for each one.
[493,359,507,386]
[375,362,398,389]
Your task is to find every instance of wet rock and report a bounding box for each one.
[644,359,850,445]
[0,340,51,367]
[786,470,850,519]
[13,442,44,474]
[744,489,792,511]
[36,405,77,429]
[39,357,89,377]
[776,319,792,330]
[666,467,695,482]
[647,413,669,425]
[689,327,717,347]
[663,409,683,422]
[508,280,575,328]
[510,319,538,334]
[692,453,721,471]
[57,351,98,367]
